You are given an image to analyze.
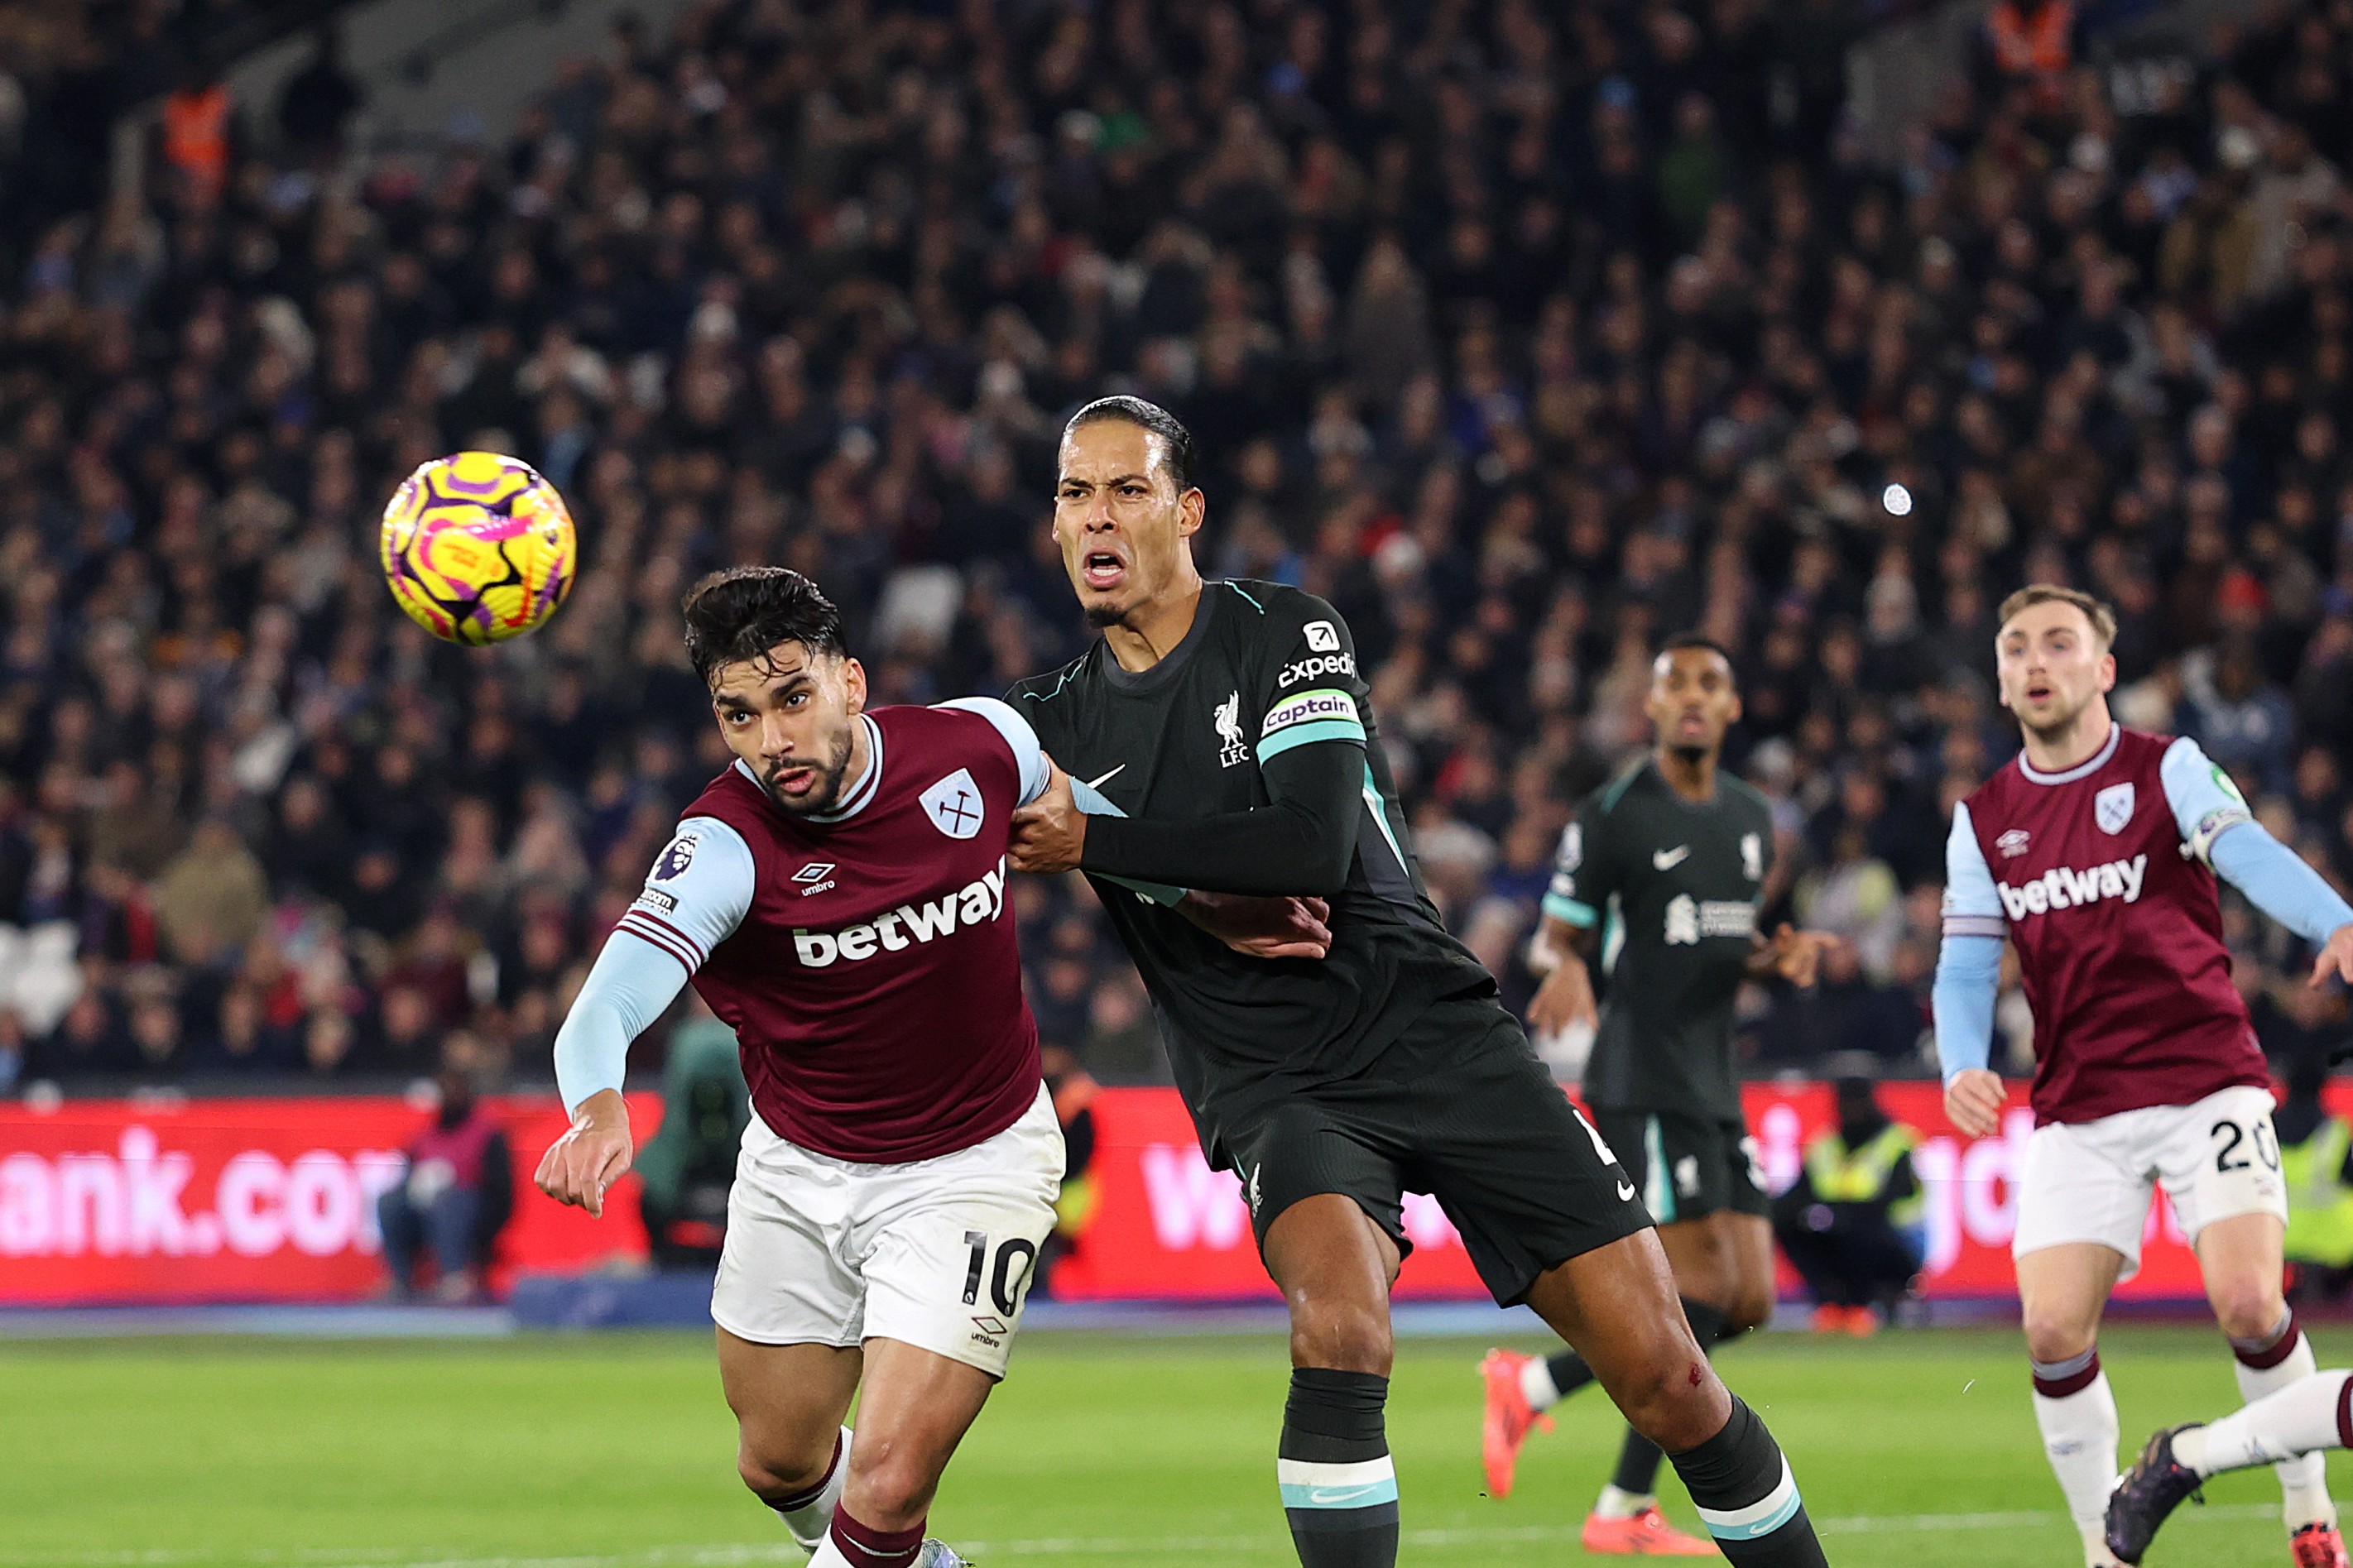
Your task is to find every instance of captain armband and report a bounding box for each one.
[2182,806,2253,867]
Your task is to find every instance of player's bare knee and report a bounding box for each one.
[2019,1307,2096,1365]
[737,1434,830,1501]
[840,1437,939,1531]
[1617,1351,1728,1453]
[1287,1296,1393,1374]
[2211,1284,2286,1344]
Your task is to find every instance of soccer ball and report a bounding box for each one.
[380,452,578,645]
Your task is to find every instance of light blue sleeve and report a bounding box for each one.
[2159,735,2352,942]
[937,697,1049,806]
[1939,802,2007,938]
[2207,822,2353,946]
[1933,802,2005,1081]
[1932,935,2004,1082]
[1069,778,1187,909]
[552,930,694,1114]
[2159,736,2255,865]
[613,817,755,970]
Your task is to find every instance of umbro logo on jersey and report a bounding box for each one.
[793,862,838,897]
[1998,854,2146,920]
[1652,846,1691,870]
[1997,829,2032,859]
[793,863,1006,967]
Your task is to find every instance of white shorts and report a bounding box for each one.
[711,1084,1064,1378]
[2013,1083,2287,1273]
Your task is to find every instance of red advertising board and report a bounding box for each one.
[1049,1081,2272,1302]
[0,1081,2317,1307]
[0,1095,660,1306]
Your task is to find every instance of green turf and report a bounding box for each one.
[0,1322,2340,1566]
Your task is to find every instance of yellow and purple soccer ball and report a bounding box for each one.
[380,452,578,645]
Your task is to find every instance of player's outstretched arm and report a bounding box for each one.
[2163,736,2353,981]
[538,928,696,1217]
[1011,741,1363,896]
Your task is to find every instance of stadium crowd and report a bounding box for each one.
[2,0,2351,1098]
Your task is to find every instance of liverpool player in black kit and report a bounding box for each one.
[1006,397,1828,1568]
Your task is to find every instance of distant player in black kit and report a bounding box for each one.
[1481,638,1837,1556]
[1005,397,1829,1568]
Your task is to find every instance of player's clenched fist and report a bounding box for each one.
[535,1088,634,1218]
[1943,1067,2005,1139]
[1009,760,1087,875]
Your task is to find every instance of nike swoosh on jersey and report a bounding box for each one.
[1305,1484,1388,1507]
[1652,846,1691,870]
[1085,765,1126,789]
[1616,1182,1637,1201]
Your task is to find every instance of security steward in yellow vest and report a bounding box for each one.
[2277,1056,2353,1302]
[1770,1067,1925,1332]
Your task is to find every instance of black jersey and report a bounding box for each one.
[1544,759,1775,1122]
[1008,580,1496,1163]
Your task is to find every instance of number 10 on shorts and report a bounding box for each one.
[963,1230,1039,1317]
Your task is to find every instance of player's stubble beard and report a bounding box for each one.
[758,722,857,817]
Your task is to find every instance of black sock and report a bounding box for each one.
[1279,1368,1399,1568]
[1610,1300,1735,1499]
[1667,1397,1827,1566]
[1551,1297,1736,1423]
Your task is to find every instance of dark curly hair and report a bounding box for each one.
[680,567,848,688]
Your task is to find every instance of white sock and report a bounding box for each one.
[2178,1371,2353,1479]
[2031,1351,2120,1565]
[1521,1355,1562,1412]
[2231,1312,2339,1531]
[776,1426,853,1553]
[806,1542,852,1568]
[1592,1482,1651,1519]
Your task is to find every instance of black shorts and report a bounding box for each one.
[1223,1002,1651,1306]
[1592,1107,1770,1225]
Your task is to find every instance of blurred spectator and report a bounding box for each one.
[276,26,361,167]
[2279,1055,2353,1304]
[4,0,2351,1100]
[1771,1066,1925,1333]
[1037,1043,1100,1297]
[377,1062,514,1302]
[634,998,748,1270]
[151,820,269,970]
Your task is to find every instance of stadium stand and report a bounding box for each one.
[2,0,2350,1101]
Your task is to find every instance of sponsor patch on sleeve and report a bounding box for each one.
[632,887,679,915]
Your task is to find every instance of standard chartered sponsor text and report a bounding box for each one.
[0,1128,404,1258]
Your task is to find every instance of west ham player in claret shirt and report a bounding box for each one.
[1933,586,2353,1568]
[531,568,1319,1568]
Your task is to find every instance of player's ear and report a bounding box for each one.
[840,656,867,716]
[2096,650,2116,693]
[1177,485,1205,538]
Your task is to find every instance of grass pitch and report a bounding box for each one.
[0,1322,2336,1566]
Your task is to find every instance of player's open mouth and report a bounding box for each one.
[1081,549,1126,590]
[2025,683,2053,702]
[772,765,819,796]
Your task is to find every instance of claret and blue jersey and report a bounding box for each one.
[1935,725,2353,1125]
